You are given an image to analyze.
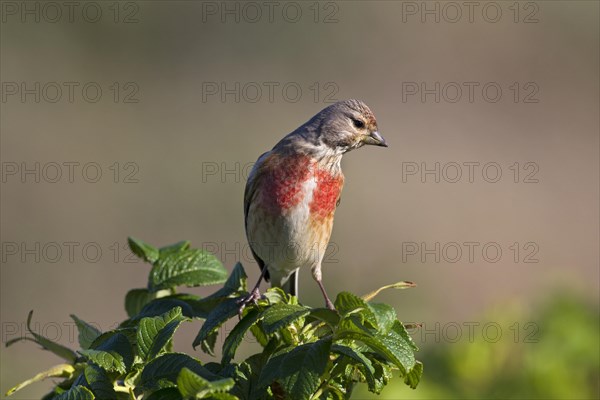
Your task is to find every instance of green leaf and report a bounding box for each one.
[128,237,160,263]
[331,344,377,393]
[149,248,228,292]
[81,332,133,374]
[221,308,262,364]
[80,349,127,374]
[367,303,397,333]
[389,320,418,352]
[403,360,423,389]
[140,353,221,391]
[190,263,248,318]
[5,364,75,397]
[125,288,173,318]
[225,354,268,400]
[200,331,218,357]
[145,388,183,400]
[134,296,196,320]
[192,298,240,351]
[371,357,394,394]
[159,241,191,256]
[335,292,378,329]
[54,385,95,400]
[337,319,415,374]
[262,287,290,305]
[137,307,187,361]
[307,308,340,328]
[258,338,332,400]
[260,304,310,335]
[177,367,235,399]
[5,311,77,363]
[361,281,416,302]
[84,364,117,400]
[71,315,102,350]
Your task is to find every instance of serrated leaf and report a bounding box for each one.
[71,315,102,350]
[307,308,341,328]
[134,297,196,320]
[128,237,160,263]
[84,364,116,400]
[404,360,423,389]
[361,281,416,302]
[336,318,415,374]
[258,338,332,400]
[5,363,75,397]
[200,331,218,357]
[192,298,239,351]
[371,357,394,393]
[190,263,247,318]
[159,241,191,256]
[221,308,262,364]
[80,349,127,374]
[367,303,396,333]
[149,248,227,292]
[335,292,378,329]
[389,320,419,352]
[177,367,235,398]
[262,287,290,305]
[125,288,172,318]
[226,354,267,400]
[140,353,221,391]
[249,323,269,348]
[90,329,136,353]
[331,344,377,393]
[137,307,187,361]
[81,332,133,374]
[54,385,95,400]
[261,304,310,335]
[5,311,77,363]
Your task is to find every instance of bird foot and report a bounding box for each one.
[325,298,335,311]
[237,287,262,316]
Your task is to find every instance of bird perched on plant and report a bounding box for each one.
[241,99,387,310]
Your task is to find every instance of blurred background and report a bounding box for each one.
[1,1,598,399]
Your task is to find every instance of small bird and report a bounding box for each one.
[242,99,387,310]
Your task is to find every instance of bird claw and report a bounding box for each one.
[237,287,262,317]
[325,298,335,311]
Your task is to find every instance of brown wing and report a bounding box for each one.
[244,151,270,279]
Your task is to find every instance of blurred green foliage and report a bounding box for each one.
[353,292,599,399]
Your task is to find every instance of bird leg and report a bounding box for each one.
[312,267,335,310]
[237,266,268,315]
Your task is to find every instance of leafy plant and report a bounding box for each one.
[6,238,422,400]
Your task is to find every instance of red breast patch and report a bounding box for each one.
[261,154,312,211]
[309,169,344,220]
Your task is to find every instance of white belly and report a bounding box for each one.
[247,176,327,285]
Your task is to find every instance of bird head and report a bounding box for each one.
[315,99,387,154]
[275,99,387,159]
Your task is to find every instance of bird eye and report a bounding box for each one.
[352,119,365,129]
